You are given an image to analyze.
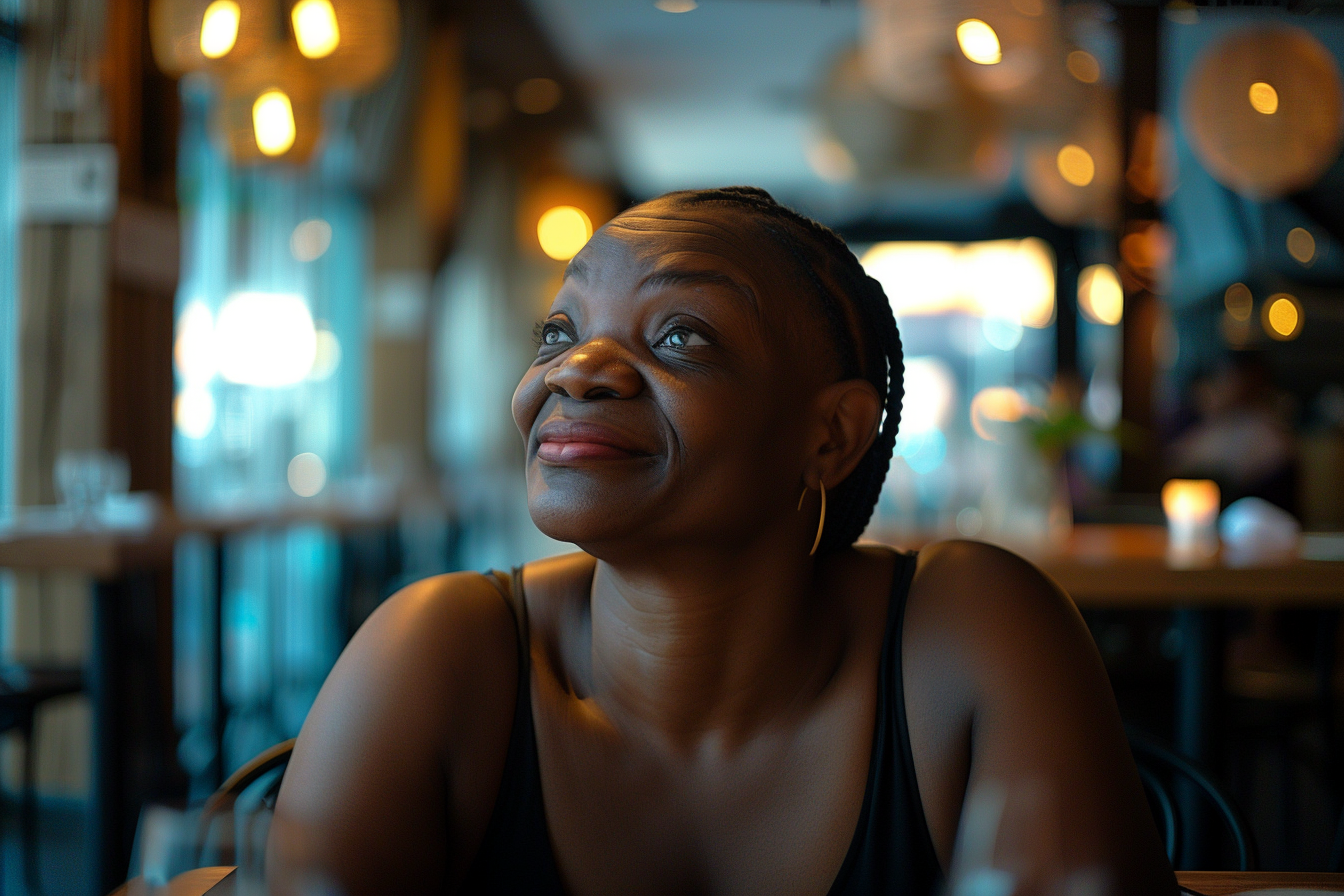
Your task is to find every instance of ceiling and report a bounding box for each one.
[524,0,1007,225]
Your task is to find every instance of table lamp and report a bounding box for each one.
[1162,478,1220,566]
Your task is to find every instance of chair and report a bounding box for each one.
[197,738,295,871]
[1128,729,1259,871]
[0,663,85,896]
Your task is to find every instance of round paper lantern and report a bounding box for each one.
[292,0,399,91]
[1022,88,1121,226]
[149,0,271,75]
[1182,25,1344,199]
[215,48,323,164]
[819,46,1008,183]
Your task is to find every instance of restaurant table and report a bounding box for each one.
[1034,524,1344,770]
[0,495,410,896]
[1177,869,1344,893]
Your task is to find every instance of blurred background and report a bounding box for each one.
[0,0,1343,891]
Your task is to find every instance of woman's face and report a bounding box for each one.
[511,198,841,556]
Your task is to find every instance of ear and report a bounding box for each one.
[807,378,883,490]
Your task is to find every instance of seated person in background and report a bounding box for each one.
[270,187,1176,895]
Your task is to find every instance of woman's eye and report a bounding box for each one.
[658,326,708,349]
[535,322,572,349]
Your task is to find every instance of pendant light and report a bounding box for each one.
[817,46,1008,183]
[1023,88,1121,226]
[216,47,323,164]
[149,0,270,75]
[1182,24,1344,200]
[290,0,399,91]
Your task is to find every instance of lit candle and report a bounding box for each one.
[1162,479,1220,565]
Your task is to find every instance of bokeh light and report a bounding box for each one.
[174,300,217,383]
[174,386,216,439]
[1263,292,1303,340]
[1066,50,1101,84]
[1056,144,1096,187]
[970,386,1028,440]
[1286,227,1316,264]
[654,0,697,11]
[291,218,333,262]
[1224,282,1253,321]
[215,292,318,386]
[1248,81,1279,115]
[1078,264,1123,326]
[288,452,328,497]
[199,0,240,59]
[253,90,297,156]
[956,19,1001,66]
[537,205,593,260]
[292,0,340,59]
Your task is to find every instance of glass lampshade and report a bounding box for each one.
[292,0,399,91]
[214,48,323,164]
[149,0,271,75]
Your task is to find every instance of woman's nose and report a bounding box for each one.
[544,338,643,400]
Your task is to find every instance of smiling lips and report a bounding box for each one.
[536,420,650,463]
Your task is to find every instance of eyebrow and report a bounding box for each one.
[563,257,588,281]
[639,267,758,309]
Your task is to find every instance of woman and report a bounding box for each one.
[271,187,1176,895]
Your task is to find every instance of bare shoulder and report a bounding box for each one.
[309,570,521,737]
[272,571,521,894]
[902,539,1176,893]
[911,538,1074,624]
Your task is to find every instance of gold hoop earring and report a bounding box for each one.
[797,482,826,556]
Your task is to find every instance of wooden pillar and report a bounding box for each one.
[1118,4,1162,493]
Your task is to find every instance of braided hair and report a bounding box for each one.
[654,186,904,553]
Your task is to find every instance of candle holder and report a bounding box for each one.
[1162,478,1220,567]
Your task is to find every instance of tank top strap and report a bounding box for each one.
[460,568,566,894]
[826,547,943,895]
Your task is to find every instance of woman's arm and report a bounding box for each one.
[267,572,520,895]
[904,540,1178,895]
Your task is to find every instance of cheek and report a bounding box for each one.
[512,367,549,441]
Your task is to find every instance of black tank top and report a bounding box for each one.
[461,550,942,894]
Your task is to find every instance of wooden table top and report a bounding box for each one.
[1036,525,1344,608]
[869,524,1344,608]
[1177,869,1344,893]
[0,495,411,577]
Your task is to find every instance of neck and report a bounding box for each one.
[585,531,846,754]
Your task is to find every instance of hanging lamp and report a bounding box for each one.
[149,0,271,75]
[289,0,399,91]
[1022,87,1121,226]
[215,47,323,164]
[1182,24,1344,200]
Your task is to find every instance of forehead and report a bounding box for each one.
[564,199,791,304]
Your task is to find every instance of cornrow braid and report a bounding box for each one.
[658,186,904,553]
